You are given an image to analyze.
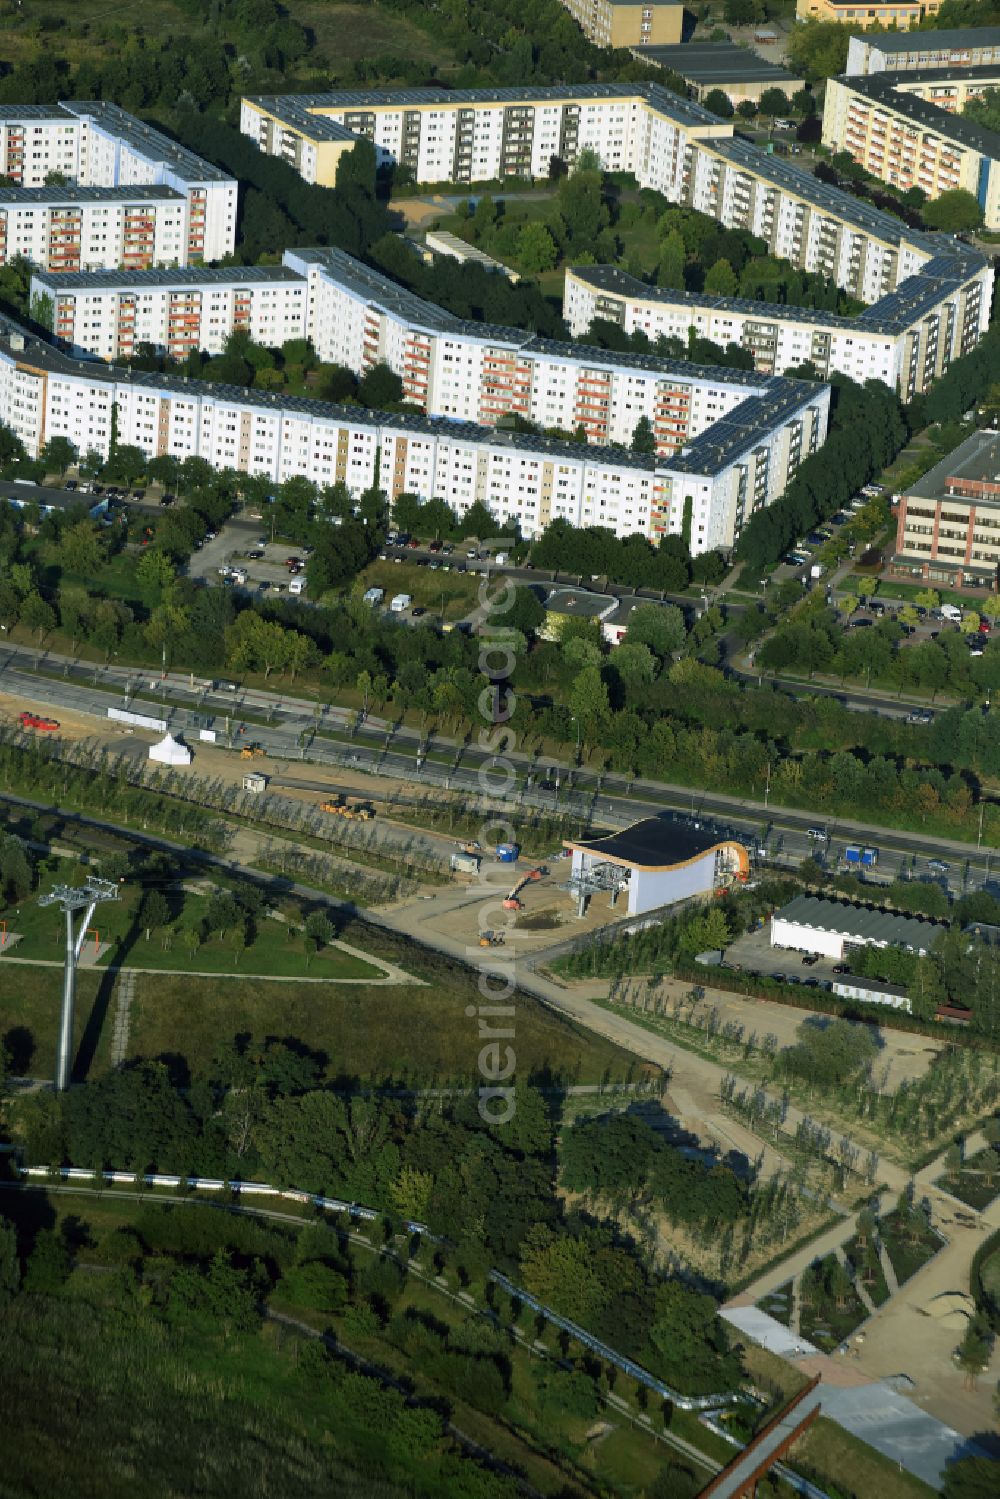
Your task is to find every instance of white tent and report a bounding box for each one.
[148,732,192,766]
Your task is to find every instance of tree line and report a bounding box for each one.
[10,1059,744,1398]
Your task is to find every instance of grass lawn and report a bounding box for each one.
[791,1416,936,1499]
[0,964,108,1080]
[755,1279,793,1326]
[937,1148,1000,1211]
[126,966,653,1087]
[358,558,484,620]
[0,0,458,78]
[0,866,379,980]
[879,1212,941,1286]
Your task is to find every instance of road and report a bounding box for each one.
[1,640,995,898]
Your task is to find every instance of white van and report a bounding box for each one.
[390,593,412,613]
[940,603,962,623]
[288,577,306,595]
[363,587,384,606]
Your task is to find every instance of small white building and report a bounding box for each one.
[770,894,943,961]
[831,975,911,1013]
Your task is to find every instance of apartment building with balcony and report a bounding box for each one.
[0,188,188,275]
[822,71,1000,229]
[847,26,1000,75]
[0,310,828,556]
[893,428,1000,588]
[557,0,682,49]
[0,103,236,265]
[563,245,992,399]
[32,265,310,361]
[240,84,733,190]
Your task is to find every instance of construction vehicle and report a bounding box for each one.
[478,930,505,948]
[502,867,544,911]
[19,711,60,731]
[240,743,266,760]
[320,796,375,822]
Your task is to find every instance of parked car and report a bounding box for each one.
[927,859,950,874]
[801,953,819,966]
[907,709,933,725]
[849,618,874,628]
[833,963,849,975]
[412,606,426,617]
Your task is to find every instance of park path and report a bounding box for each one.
[0,951,421,986]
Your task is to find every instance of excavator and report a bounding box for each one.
[320,795,375,822]
[478,930,505,948]
[502,867,545,911]
[240,743,266,759]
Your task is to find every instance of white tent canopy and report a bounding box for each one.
[148,732,191,766]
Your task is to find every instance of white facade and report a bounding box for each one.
[564,250,992,399]
[2,189,188,276]
[0,313,828,555]
[34,267,310,361]
[0,103,236,266]
[241,85,980,309]
[770,914,846,959]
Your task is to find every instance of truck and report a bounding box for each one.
[845,845,878,868]
[390,593,412,613]
[363,587,384,606]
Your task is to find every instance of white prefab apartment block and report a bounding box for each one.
[3,188,188,276]
[0,102,235,269]
[33,265,311,361]
[240,83,987,310]
[564,247,992,399]
[822,71,1000,230]
[0,311,827,555]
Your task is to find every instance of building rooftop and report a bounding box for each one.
[569,244,986,338]
[853,26,1000,55]
[709,134,921,246]
[284,245,463,333]
[544,589,617,619]
[633,40,803,87]
[62,101,234,183]
[32,265,304,292]
[246,82,726,135]
[566,815,747,871]
[774,893,944,950]
[906,428,1000,503]
[835,72,1000,160]
[833,974,910,997]
[0,185,183,204]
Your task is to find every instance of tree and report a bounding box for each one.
[22,1228,71,1293]
[723,0,764,20]
[41,435,77,477]
[0,1215,18,1303]
[569,665,611,746]
[612,641,657,691]
[78,447,104,481]
[627,602,686,657]
[704,89,734,119]
[955,1316,992,1390]
[19,591,55,642]
[631,415,657,455]
[59,519,103,578]
[656,228,686,290]
[736,100,758,122]
[942,1458,1000,1499]
[516,221,557,274]
[136,549,176,593]
[704,258,738,297]
[358,362,403,409]
[139,889,170,940]
[923,189,984,232]
[759,88,791,119]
